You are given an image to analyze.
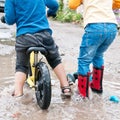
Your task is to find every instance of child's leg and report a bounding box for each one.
[33,31,71,96]
[77,35,97,98]
[53,63,71,96]
[13,72,26,96]
[13,50,29,97]
[91,24,117,93]
[53,63,69,87]
[77,24,104,97]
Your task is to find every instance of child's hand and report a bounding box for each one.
[112,0,120,10]
[68,0,82,10]
[1,16,5,23]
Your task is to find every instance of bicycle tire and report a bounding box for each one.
[35,62,51,109]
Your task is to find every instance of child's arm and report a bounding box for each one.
[112,0,120,10]
[68,0,82,10]
[4,0,16,25]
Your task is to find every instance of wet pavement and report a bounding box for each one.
[0,13,120,120]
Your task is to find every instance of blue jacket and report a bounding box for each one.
[4,0,59,37]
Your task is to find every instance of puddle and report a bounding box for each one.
[0,20,120,120]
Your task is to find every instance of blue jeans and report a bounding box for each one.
[78,23,117,75]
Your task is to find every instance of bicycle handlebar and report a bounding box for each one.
[0,7,4,13]
[1,15,5,23]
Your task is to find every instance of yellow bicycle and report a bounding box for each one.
[26,47,51,110]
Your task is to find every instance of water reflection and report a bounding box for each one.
[0,73,120,120]
[0,43,120,120]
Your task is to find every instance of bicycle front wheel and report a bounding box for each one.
[35,62,51,109]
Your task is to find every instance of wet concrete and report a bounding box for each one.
[0,15,120,120]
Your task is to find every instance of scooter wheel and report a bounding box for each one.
[73,72,78,80]
[67,74,76,85]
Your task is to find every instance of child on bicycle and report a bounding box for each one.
[3,0,71,98]
[68,0,118,98]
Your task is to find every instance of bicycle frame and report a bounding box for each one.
[26,47,47,88]
[27,52,36,88]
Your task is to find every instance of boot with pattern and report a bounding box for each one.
[90,66,104,93]
[78,73,90,98]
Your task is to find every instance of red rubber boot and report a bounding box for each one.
[78,74,90,98]
[90,66,104,93]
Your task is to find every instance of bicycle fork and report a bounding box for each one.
[27,51,38,88]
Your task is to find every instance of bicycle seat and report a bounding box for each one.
[26,47,48,55]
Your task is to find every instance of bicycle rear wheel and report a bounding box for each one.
[35,62,51,109]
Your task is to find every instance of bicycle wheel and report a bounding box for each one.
[35,62,51,109]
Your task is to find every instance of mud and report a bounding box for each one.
[0,15,120,120]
